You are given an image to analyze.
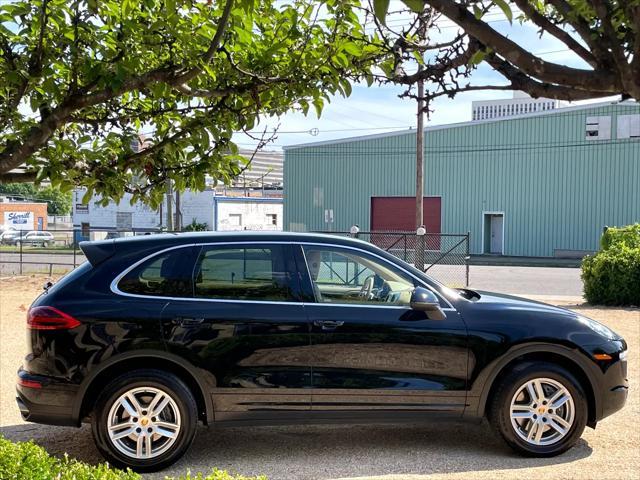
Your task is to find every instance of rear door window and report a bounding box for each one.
[194,245,298,302]
[118,247,199,297]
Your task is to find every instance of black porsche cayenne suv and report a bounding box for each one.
[17,232,628,471]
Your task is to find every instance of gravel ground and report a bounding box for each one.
[1,275,638,480]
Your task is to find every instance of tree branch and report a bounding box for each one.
[484,52,613,100]
[590,0,631,79]
[422,0,621,92]
[512,0,597,68]
[27,0,49,77]
[0,171,38,183]
[173,0,235,85]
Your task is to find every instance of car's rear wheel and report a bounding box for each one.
[91,369,197,472]
[488,361,587,457]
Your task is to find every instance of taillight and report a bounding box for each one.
[27,306,81,330]
[17,378,42,389]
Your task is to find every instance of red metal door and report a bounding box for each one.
[370,196,442,249]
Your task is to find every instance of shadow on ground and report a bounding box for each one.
[0,420,592,480]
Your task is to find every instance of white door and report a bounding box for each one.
[490,215,504,254]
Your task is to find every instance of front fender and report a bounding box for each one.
[464,342,602,421]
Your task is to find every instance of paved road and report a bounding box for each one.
[469,265,583,297]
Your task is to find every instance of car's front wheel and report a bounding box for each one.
[91,369,197,472]
[489,361,588,457]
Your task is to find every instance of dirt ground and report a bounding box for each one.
[1,275,638,480]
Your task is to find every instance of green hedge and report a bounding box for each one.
[0,436,266,480]
[582,224,640,306]
[600,223,640,250]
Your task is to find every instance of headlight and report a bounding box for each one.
[620,350,628,361]
[576,315,619,340]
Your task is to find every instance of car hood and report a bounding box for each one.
[463,290,623,343]
[474,290,576,316]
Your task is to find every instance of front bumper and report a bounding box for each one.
[16,369,79,427]
[592,341,629,421]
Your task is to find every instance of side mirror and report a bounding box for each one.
[410,287,446,320]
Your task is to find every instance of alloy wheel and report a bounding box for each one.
[106,386,181,459]
[509,377,575,446]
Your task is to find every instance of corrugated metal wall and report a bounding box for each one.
[284,103,640,257]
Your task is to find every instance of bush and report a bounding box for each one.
[582,224,640,306]
[0,436,138,480]
[0,436,266,480]
[600,223,640,250]
[183,219,209,232]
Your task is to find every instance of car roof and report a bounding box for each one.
[80,231,378,266]
[110,231,368,247]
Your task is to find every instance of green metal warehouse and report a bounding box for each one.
[283,101,640,258]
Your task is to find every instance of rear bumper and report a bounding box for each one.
[16,369,79,427]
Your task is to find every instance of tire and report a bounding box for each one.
[91,369,198,472]
[488,361,588,457]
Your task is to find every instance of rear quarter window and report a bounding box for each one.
[118,247,199,297]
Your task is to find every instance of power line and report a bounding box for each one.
[243,125,413,134]
[284,137,640,156]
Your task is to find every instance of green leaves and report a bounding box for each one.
[373,0,390,24]
[401,0,425,13]
[492,0,513,23]
[0,0,376,204]
[468,48,489,66]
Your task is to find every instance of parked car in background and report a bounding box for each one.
[3,230,54,247]
[0,229,27,245]
[16,232,628,472]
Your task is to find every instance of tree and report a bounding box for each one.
[0,0,376,206]
[0,182,71,214]
[372,0,640,102]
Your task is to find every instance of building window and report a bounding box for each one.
[228,213,242,226]
[266,214,278,226]
[586,116,612,140]
[617,114,640,139]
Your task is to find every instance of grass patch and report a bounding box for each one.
[0,436,266,480]
[0,245,76,254]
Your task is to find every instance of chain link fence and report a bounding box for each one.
[1,227,470,286]
[0,227,163,276]
[317,230,470,287]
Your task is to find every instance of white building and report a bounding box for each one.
[472,91,568,121]
[214,197,283,231]
[72,188,282,240]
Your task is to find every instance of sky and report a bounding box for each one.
[232,3,619,152]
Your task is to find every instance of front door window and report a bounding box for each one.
[302,246,415,306]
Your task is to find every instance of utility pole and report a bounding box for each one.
[415,10,426,271]
[175,189,182,231]
[166,180,174,231]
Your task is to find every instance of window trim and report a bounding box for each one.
[110,241,454,310]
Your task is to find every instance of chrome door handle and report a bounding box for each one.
[174,317,205,326]
[314,320,344,329]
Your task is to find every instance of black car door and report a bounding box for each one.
[160,242,312,422]
[295,243,469,417]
